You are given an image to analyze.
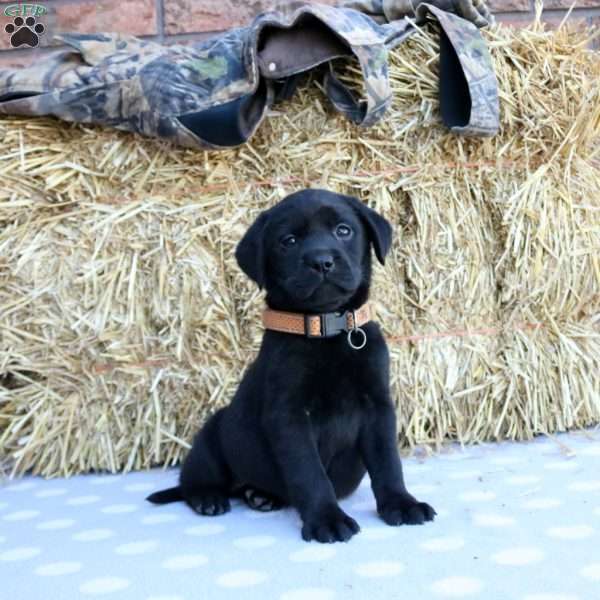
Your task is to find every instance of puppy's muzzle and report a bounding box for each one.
[303,250,335,274]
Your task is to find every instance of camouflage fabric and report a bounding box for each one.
[345,0,494,27]
[0,0,499,149]
[416,4,499,135]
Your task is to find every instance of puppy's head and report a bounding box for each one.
[235,189,392,313]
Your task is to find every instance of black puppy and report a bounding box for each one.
[147,189,435,542]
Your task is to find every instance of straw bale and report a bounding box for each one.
[1,17,599,477]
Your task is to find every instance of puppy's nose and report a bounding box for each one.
[305,252,335,273]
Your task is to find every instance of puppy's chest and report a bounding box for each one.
[302,366,371,443]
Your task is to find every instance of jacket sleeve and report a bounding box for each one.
[339,0,494,28]
[338,0,414,23]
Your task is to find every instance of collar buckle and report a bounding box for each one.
[305,311,350,338]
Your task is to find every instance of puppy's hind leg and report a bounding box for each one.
[180,409,233,516]
[241,486,286,512]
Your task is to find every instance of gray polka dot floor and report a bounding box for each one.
[2,430,600,600]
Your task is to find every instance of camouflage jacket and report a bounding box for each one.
[0,0,499,149]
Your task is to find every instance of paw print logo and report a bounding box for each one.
[5,16,45,48]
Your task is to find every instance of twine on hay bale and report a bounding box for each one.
[0,17,599,478]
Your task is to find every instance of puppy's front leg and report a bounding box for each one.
[359,401,436,526]
[263,407,360,543]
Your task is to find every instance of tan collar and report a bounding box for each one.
[262,303,373,348]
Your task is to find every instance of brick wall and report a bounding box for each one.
[0,0,598,68]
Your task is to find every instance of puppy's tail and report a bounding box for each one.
[146,486,183,504]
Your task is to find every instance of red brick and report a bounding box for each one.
[1,1,156,51]
[540,13,589,29]
[54,1,157,36]
[542,0,598,7]
[494,13,535,27]
[495,12,593,29]
[487,0,531,12]
[164,0,336,35]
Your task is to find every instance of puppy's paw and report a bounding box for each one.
[301,505,360,543]
[186,489,231,516]
[243,487,284,512]
[378,494,436,526]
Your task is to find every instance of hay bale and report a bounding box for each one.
[1,18,599,477]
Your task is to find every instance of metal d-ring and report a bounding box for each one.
[347,326,367,350]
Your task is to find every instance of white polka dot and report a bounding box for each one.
[73,529,115,542]
[448,470,482,480]
[233,535,276,549]
[568,480,600,492]
[35,561,82,576]
[37,519,76,531]
[355,561,404,578]
[0,547,41,561]
[184,523,226,536]
[101,504,138,514]
[162,554,208,570]
[141,514,180,525]
[409,484,437,495]
[67,495,101,506]
[280,588,335,600]
[420,537,465,552]
[523,595,579,600]
[244,508,279,519]
[6,481,37,492]
[89,476,122,486]
[505,475,541,486]
[216,570,268,587]
[543,461,579,471]
[521,498,562,510]
[439,452,469,462]
[473,513,516,527]
[359,526,400,541]
[289,545,337,562]
[2,510,40,521]
[35,488,67,498]
[115,540,159,555]
[580,445,600,456]
[490,455,524,466]
[547,525,595,540]
[405,464,433,474]
[431,576,483,596]
[580,563,600,581]
[492,547,544,566]
[522,594,579,600]
[124,482,156,492]
[80,577,131,595]
[458,490,496,502]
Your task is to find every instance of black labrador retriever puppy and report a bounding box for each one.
[147,188,435,542]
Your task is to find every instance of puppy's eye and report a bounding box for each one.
[335,224,352,238]
[281,234,297,248]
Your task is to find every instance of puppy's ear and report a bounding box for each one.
[344,195,393,265]
[235,210,270,288]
